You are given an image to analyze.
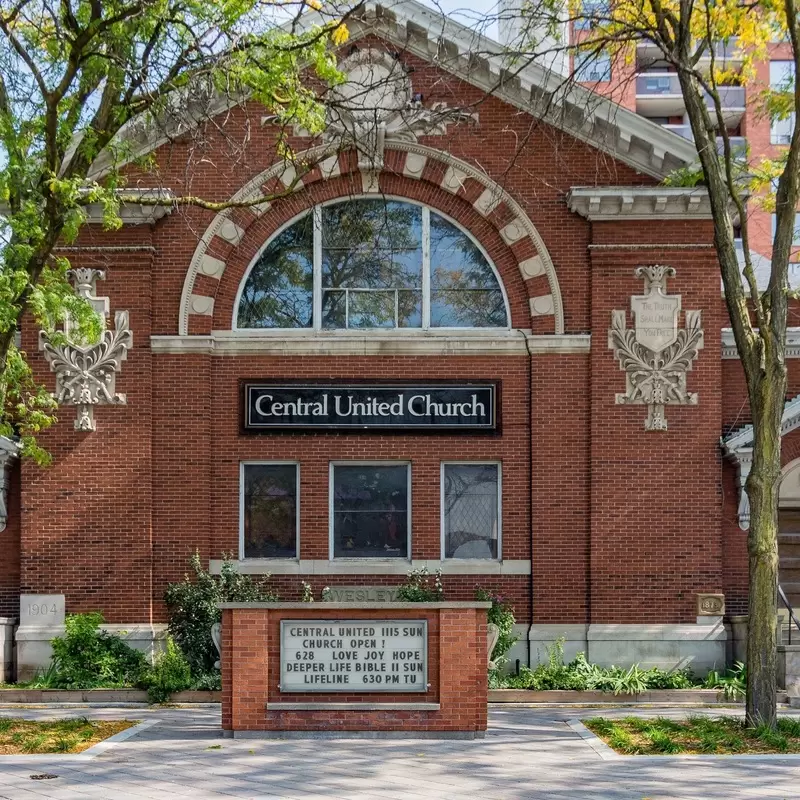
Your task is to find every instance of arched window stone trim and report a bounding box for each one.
[178,142,564,335]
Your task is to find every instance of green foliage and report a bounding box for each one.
[190,671,222,691]
[137,637,192,704]
[704,661,747,700]
[164,552,279,676]
[0,1,348,455]
[663,165,706,187]
[396,568,444,602]
[496,639,699,694]
[586,715,800,756]
[475,588,518,665]
[300,581,314,602]
[43,612,147,689]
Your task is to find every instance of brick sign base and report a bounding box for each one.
[219,601,490,738]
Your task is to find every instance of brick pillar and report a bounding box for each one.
[229,608,270,732]
[588,223,724,625]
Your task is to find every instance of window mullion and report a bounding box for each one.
[313,206,322,331]
[422,207,431,329]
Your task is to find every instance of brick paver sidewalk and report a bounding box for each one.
[0,705,798,799]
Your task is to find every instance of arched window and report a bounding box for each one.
[236,198,510,330]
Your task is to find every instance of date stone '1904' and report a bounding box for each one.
[280,620,427,693]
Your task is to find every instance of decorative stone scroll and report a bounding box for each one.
[39,270,132,431]
[325,47,477,176]
[608,266,703,431]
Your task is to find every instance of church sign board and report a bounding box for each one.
[279,619,427,692]
[243,382,496,431]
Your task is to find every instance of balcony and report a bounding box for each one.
[637,39,741,69]
[661,125,747,160]
[636,74,745,125]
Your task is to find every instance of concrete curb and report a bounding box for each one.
[0,689,220,703]
[489,689,790,704]
[0,718,160,763]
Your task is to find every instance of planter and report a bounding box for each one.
[0,688,221,703]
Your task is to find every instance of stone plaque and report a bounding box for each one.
[323,586,400,603]
[280,619,427,693]
[696,593,725,616]
[631,291,680,353]
[19,594,65,627]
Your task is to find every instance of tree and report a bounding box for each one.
[0,0,351,459]
[496,0,794,728]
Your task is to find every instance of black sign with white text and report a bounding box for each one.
[243,383,497,431]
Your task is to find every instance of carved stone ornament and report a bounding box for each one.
[39,270,132,432]
[323,47,477,174]
[0,436,19,531]
[608,266,704,431]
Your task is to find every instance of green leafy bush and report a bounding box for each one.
[475,588,517,665]
[138,637,192,704]
[44,613,147,689]
[164,552,279,676]
[190,671,222,691]
[704,661,746,700]
[494,639,701,695]
[396,568,444,602]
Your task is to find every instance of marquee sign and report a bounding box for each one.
[280,619,428,692]
[243,382,497,431]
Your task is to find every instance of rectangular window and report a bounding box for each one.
[574,52,612,82]
[574,0,609,30]
[442,463,501,560]
[770,61,795,145]
[330,463,410,558]
[240,463,298,558]
[772,211,800,245]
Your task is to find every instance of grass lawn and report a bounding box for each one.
[0,717,135,754]
[583,715,800,755]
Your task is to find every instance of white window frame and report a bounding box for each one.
[440,461,502,561]
[770,61,795,145]
[239,461,300,561]
[772,210,800,245]
[232,196,512,333]
[574,52,612,83]
[329,461,412,561]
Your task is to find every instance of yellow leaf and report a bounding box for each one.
[331,24,349,46]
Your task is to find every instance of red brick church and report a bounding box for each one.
[1,0,796,681]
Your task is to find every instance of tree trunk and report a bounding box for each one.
[744,373,784,729]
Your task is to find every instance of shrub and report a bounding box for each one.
[494,639,704,694]
[475,588,517,664]
[45,613,147,689]
[164,552,279,676]
[137,637,192,704]
[190,671,222,691]
[396,568,444,602]
[704,661,746,700]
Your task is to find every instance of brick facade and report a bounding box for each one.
[3,32,773,669]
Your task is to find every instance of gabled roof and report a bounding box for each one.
[88,0,698,182]
[723,394,800,453]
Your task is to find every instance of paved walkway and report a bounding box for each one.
[0,705,799,799]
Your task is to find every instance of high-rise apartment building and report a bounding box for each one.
[499,1,795,272]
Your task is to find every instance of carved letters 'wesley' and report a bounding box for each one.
[608,266,703,431]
